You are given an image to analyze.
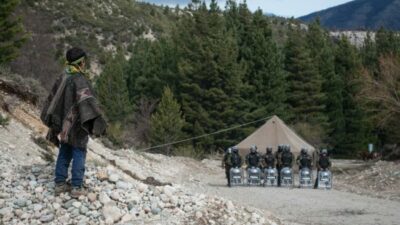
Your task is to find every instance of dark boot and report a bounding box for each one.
[71,186,86,198]
[54,182,71,195]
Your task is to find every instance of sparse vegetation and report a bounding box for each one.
[0,113,10,127]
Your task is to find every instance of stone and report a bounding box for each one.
[64,199,77,209]
[87,193,97,202]
[97,170,108,181]
[116,181,131,190]
[35,186,44,193]
[72,201,82,208]
[80,205,89,215]
[33,204,43,212]
[0,207,12,217]
[99,192,111,205]
[121,213,135,223]
[163,185,175,197]
[70,208,80,218]
[29,181,37,188]
[226,201,235,211]
[53,202,61,210]
[0,192,11,199]
[21,213,30,220]
[108,174,119,183]
[15,198,27,207]
[110,191,121,201]
[31,167,41,175]
[151,206,161,215]
[143,205,151,214]
[102,205,123,223]
[137,183,148,193]
[40,213,54,223]
[184,205,192,212]
[14,209,23,218]
[195,211,203,219]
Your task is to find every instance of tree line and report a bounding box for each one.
[92,0,400,157]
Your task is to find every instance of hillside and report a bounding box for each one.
[11,0,180,90]
[299,0,400,31]
[0,81,271,225]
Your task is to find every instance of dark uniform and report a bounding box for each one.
[222,148,233,186]
[231,148,243,168]
[296,149,312,170]
[281,145,293,168]
[246,151,261,168]
[263,148,275,169]
[275,145,284,186]
[314,149,332,188]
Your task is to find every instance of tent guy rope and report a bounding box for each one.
[135,115,274,152]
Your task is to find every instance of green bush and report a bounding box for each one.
[106,122,124,147]
[0,113,10,127]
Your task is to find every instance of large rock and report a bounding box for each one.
[102,205,123,223]
[108,174,120,183]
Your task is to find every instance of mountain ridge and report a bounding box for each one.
[299,0,400,31]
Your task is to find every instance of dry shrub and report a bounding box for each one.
[130,98,157,148]
[173,145,205,160]
[360,55,400,143]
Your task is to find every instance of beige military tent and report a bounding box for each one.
[237,115,315,157]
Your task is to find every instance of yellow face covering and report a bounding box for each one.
[65,57,90,79]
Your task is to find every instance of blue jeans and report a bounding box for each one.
[54,144,87,187]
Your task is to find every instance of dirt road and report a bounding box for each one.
[184,159,400,225]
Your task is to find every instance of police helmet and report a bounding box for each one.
[232,146,239,153]
[250,145,257,153]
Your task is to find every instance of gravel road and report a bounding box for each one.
[185,160,400,225]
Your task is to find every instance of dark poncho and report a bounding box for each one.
[41,73,106,149]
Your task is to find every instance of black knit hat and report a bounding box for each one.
[66,47,86,64]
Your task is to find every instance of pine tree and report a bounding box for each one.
[95,52,132,122]
[284,25,326,127]
[0,0,27,64]
[150,87,185,155]
[361,32,378,73]
[335,37,370,156]
[306,20,338,145]
[376,28,400,57]
[175,1,245,150]
[126,38,179,103]
[239,9,287,121]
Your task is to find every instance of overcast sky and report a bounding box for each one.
[141,0,354,17]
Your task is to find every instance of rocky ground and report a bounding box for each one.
[0,115,269,225]
[335,160,400,201]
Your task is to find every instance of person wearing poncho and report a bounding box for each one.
[41,47,106,198]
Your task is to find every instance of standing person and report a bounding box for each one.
[275,145,284,186]
[281,145,294,168]
[314,149,332,189]
[222,147,233,187]
[245,145,261,168]
[263,147,275,169]
[41,47,107,198]
[231,147,243,168]
[296,148,312,170]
